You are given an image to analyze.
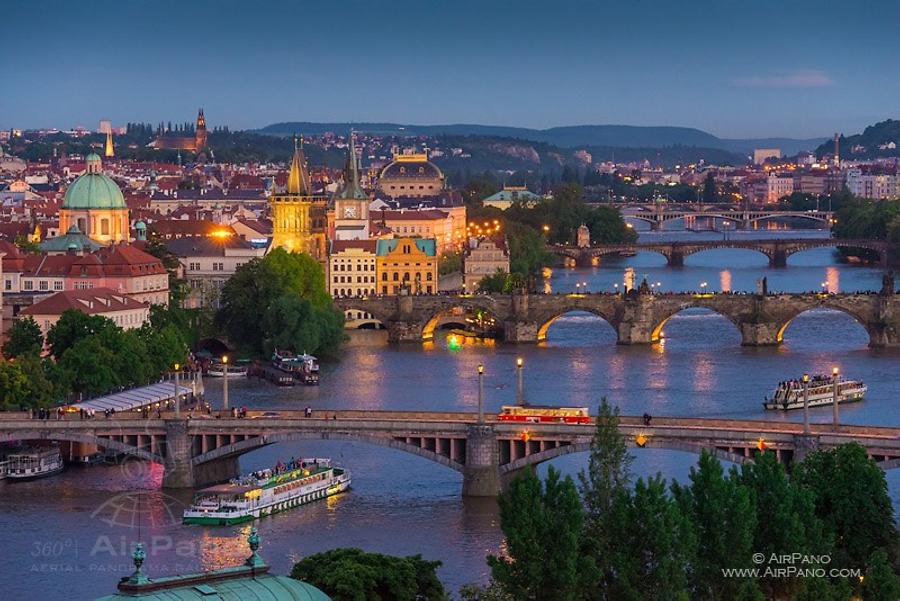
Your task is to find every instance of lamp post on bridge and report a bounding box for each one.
[477,363,485,424]
[802,373,810,435]
[516,357,525,406]
[832,366,840,429]
[173,363,181,418]
[222,355,229,411]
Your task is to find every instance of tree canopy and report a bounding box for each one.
[2,317,44,358]
[290,548,445,601]
[215,248,344,357]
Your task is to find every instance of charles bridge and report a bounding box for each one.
[334,289,900,347]
[551,238,891,267]
[3,411,900,496]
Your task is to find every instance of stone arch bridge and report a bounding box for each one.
[551,238,891,267]
[624,209,834,231]
[334,291,900,347]
[3,412,900,496]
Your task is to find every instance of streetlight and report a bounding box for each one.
[820,282,827,293]
[802,373,810,434]
[516,357,525,406]
[477,364,485,424]
[222,355,229,411]
[832,366,840,428]
[700,282,708,293]
[173,363,181,418]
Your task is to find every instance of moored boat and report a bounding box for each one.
[207,361,249,378]
[183,458,350,525]
[763,374,867,411]
[5,446,64,481]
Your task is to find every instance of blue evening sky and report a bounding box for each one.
[2,0,898,138]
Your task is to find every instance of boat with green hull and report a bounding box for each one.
[183,458,350,525]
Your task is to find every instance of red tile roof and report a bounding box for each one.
[21,287,149,317]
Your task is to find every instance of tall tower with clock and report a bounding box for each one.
[332,132,370,241]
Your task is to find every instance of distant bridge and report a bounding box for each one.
[4,411,900,495]
[551,238,891,267]
[620,208,834,231]
[334,291,900,346]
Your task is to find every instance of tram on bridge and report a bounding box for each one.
[497,404,591,424]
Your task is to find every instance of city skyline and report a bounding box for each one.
[3,0,900,138]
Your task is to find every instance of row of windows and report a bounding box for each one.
[382,284,433,294]
[333,290,376,299]
[381,272,433,282]
[333,263,373,272]
[22,280,65,292]
[333,275,375,284]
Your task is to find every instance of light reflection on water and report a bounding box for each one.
[2,241,899,599]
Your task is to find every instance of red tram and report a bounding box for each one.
[497,405,591,424]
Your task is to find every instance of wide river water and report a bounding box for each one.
[3,229,899,599]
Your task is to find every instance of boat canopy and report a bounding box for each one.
[65,382,193,413]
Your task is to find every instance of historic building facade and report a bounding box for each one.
[268,137,327,261]
[58,153,130,244]
[376,152,445,198]
[376,237,437,295]
[330,133,371,241]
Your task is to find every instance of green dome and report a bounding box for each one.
[63,172,126,210]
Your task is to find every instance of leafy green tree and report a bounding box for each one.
[3,317,44,358]
[793,443,897,569]
[0,362,31,409]
[17,355,59,407]
[439,250,463,275]
[476,270,510,293]
[458,582,513,601]
[671,452,760,600]
[140,323,188,376]
[578,398,633,598]
[505,222,553,291]
[739,451,830,598]
[489,466,594,601]
[216,248,343,356]
[701,172,718,203]
[863,549,900,600]
[607,475,693,600]
[46,311,117,360]
[290,548,445,601]
[56,336,120,397]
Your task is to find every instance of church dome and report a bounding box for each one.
[380,155,443,180]
[63,154,126,210]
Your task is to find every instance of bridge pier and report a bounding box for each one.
[667,251,684,267]
[386,321,424,343]
[162,420,194,488]
[792,434,821,465]
[504,321,539,343]
[739,322,780,346]
[462,425,501,497]
[650,220,662,231]
[770,249,788,268]
[194,455,241,488]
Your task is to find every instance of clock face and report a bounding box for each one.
[343,205,357,218]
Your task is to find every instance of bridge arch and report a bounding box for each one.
[499,439,750,475]
[650,303,742,343]
[536,307,618,342]
[746,213,831,226]
[679,245,773,264]
[0,430,164,464]
[190,431,466,473]
[775,302,873,344]
[421,303,501,341]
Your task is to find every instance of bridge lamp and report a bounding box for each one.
[757,437,766,451]
[222,355,230,411]
[635,433,648,448]
[520,430,531,442]
[832,366,839,379]
[477,363,485,424]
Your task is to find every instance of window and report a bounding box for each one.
[101,219,110,236]
[54,281,63,291]
[381,272,387,281]
[4,280,10,291]
[392,273,399,281]
[39,280,48,291]
[426,272,433,281]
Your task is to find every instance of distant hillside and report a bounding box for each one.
[258,122,825,155]
[816,119,900,159]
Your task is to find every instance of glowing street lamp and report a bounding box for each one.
[222,355,229,411]
[832,366,840,428]
[516,357,525,406]
[802,373,810,434]
[173,363,181,418]
[477,364,485,424]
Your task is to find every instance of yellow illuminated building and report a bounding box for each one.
[376,237,437,295]
[58,153,129,244]
[269,136,327,261]
[104,131,114,158]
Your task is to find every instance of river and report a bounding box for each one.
[3,229,899,599]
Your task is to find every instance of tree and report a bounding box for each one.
[671,452,760,600]
[606,475,693,601]
[505,222,553,291]
[476,270,510,293]
[863,549,900,600]
[290,548,445,601]
[46,311,118,360]
[738,451,829,598]
[439,250,463,275]
[793,443,897,569]
[578,398,633,599]
[488,466,594,601]
[0,362,31,409]
[3,317,44,358]
[56,336,120,397]
[701,172,718,203]
[459,582,513,601]
[216,248,343,356]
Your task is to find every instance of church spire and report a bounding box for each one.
[286,134,311,195]
[337,131,367,200]
[105,131,114,158]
